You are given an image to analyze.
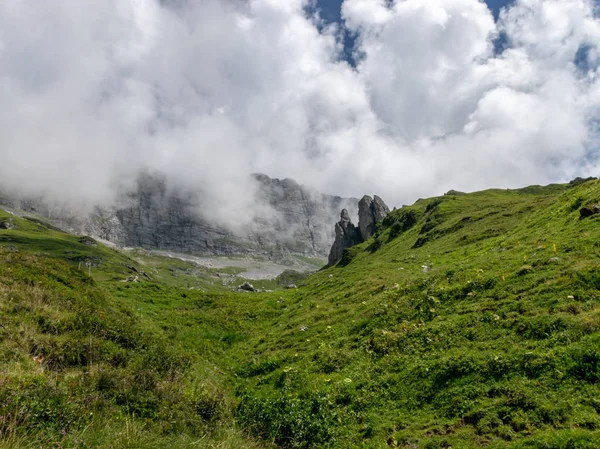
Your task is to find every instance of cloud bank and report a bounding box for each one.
[1,0,599,222]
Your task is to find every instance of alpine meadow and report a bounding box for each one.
[3,178,600,448]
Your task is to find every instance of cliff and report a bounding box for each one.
[1,172,358,261]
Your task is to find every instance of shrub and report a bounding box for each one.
[569,347,600,383]
[0,375,83,434]
[338,247,359,267]
[237,389,338,448]
[387,210,418,241]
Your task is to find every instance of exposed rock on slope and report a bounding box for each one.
[328,195,390,266]
[327,209,362,266]
[358,195,390,241]
[251,174,358,257]
[580,204,600,218]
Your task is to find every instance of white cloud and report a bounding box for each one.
[340,0,600,196]
[344,0,497,140]
[0,0,599,225]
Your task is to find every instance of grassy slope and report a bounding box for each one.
[0,211,265,448]
[221,180,600,448]
[3,180,600,448]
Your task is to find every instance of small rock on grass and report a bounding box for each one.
[238,282,255,292]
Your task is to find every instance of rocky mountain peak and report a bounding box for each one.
[328,195,390,266]
[340,208,351,222]
[327,209,362,267]
[358,195,390,242]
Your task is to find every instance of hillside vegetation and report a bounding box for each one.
[2,179,600,448]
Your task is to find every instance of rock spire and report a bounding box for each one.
[327,209,362,266]
[327,195,390,266]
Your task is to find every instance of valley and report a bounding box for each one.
[2,178,600,448]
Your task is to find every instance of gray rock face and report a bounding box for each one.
[358,195,390,241]
[251,174,358,257]
[327,209,362,266]
[358,196,374,241]
[372,195,390,223]
[99,173,358,258]
[88,172,360,259]
[85,206,126,243]
[1,172,358,262]
[104,172,242,255]
[327,194,390,266]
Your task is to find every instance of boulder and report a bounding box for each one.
[79,236,97,247]
[122,275,139,283]
[238,282,256,292]
[580,205,600,218]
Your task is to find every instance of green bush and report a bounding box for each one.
[238,388,337,448]
[0,375,83,434]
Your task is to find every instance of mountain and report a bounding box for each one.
[0,172,358,262]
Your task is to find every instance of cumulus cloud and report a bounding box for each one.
[342,0,600,193]
[0,0,599,225]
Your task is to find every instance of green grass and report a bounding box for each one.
[293,255,327,268]
[3,179,600,447]
[0,210,136,282]
[0,249,267,448]
[0,213,266,448]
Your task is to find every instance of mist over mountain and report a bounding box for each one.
[0,172,358,260]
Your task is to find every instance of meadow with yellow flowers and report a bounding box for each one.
[2,178,600,448]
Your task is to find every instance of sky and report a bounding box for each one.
[312,0,516,65]
[316,0,513,22]
[1,0,600,226]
